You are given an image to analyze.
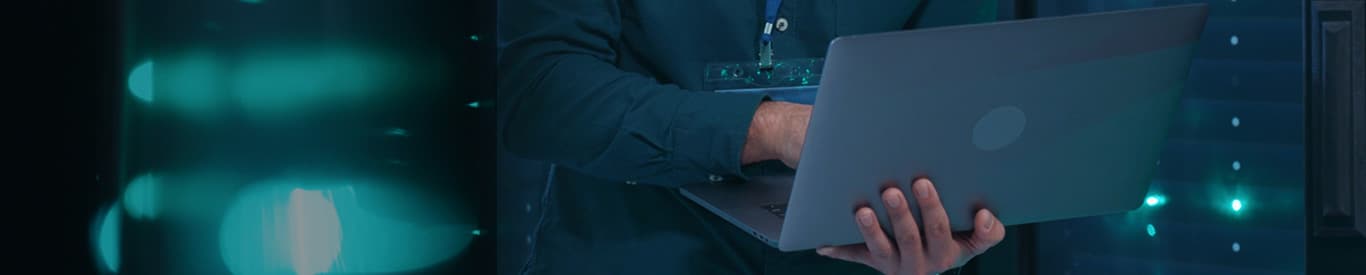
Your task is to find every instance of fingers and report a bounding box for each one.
[820,178,1009,275]
[818,207,899,273]
[959,209,1006,258]
[881,186,924,263]
[816,244,871,265]
[913,178,957,270]
[854,207,898,266]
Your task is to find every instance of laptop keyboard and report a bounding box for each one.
[762,203,788,218]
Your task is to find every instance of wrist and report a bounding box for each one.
[742,101,782,164]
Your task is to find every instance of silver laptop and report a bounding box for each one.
[680,4,1208,252]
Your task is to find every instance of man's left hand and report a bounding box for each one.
[817,178,1005,275]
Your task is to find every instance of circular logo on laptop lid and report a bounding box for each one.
[972,106,1027,151]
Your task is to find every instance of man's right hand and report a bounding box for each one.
[742,101,811,168]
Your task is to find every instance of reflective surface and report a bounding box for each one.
[95,1,495,274]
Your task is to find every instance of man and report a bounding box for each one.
[499,0,1006,274]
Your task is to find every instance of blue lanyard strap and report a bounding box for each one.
[758,0,782,68]
[761,0,782,43]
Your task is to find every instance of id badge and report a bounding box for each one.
[704,58,823,105]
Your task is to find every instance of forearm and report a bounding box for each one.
[742,101,780,164]
[502,52,769,186]
[740,101,811,168]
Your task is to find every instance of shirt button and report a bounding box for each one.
[775,17,789,32]
[708,174,724,182]
[625,180,638,185]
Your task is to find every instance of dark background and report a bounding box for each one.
[6,0,1359,274]
[12,1,124,273]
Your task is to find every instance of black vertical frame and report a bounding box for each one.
[1306,0,1366,274]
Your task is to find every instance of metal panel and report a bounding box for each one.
[1308,0,1364,238]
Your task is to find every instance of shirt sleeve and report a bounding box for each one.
[498,0,768,187]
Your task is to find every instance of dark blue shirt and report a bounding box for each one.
[499,0,997,273]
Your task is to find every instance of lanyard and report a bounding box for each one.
[758,0,782,69]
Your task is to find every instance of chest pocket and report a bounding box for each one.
[702,58,824,93]
[834,0,922,36]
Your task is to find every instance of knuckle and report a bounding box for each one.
[871,250,895,261]
[898,229,918,242]
[926,199,945,210]
[918,194,939,205]
[929,222,948,236]
[898,230,920,244]
[861,222,880,232]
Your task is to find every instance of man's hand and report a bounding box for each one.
[742,101,810,168]
[817,178,1005,275]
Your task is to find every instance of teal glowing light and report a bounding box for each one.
[123,174,160,220]
[94,204,121,273]
[127,61,154,102]
[471,229,482,236]
[161,52,223,118]
[1146,224,1157,237]
[233,47,399,120]
[469,35,480,41]
[1231,116,1241,127]
[242,0,263,4]
[1232,161,1242,171]
[220,180,471,275]
[1231,199,1243,212]
[467,101,480,108]
[385,128,409,137]
[1143,194,1167,207]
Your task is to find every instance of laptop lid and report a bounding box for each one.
[777,4,1209,251]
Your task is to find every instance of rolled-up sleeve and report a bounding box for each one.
[498,0,767,187]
